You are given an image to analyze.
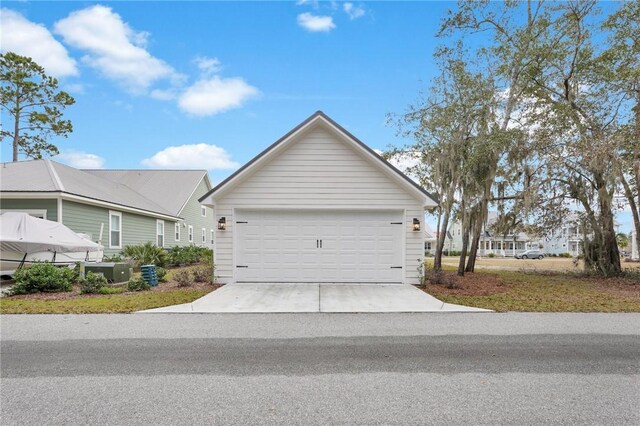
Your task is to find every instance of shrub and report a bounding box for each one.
[174,270,193,287]
[98,286,125,295]
[80,271,108,294]
[122,242,168,268]
[488,252,496,258]
[559,252,573,258]
[156,267,168,283]
[167,246,213,267]
[127,277,151,292]
[102,254,124,262]
[421,265,459,289]
[192,267,211,283]
[11,262,75,295]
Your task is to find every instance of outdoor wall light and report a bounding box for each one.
[217,217,226,230]
[413,218,421,232]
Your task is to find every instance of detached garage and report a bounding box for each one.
[199,111,437,285]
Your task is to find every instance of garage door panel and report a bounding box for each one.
[236,210,403,283]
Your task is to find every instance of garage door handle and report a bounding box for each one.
[236,265,248,268]
[390,266,403,269]
[316,239,319,248]
[320,239,323,248]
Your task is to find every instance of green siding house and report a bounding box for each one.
[0,159,215,255]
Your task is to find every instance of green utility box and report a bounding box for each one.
[84,262,132,283]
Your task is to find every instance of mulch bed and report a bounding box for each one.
[5,281,220,301]
[424,271,511,297]
[424,269,640,298]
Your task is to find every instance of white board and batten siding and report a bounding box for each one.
[205,113,435,285]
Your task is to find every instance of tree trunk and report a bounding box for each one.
[632,89,640,259]
[434,207,451,271]
[13,103,20,162]
[457,225,469,276]
[457,196,469,276]
[597,185,621,276]
[465,230,481,273]
[620,175,640,259]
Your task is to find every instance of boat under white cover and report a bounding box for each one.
[0,212,104,276]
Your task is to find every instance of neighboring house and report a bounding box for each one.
[541,213,620,256]
[199,111,438,285]
[423,223,452,254]
[542,214,584,256]
[448,211,536,257]
[0,159,215,255]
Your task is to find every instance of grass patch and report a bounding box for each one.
[0,289,210,314]
[425,269,640,312]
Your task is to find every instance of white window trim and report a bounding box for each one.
[201,227,206,244]
[109,210,122,249]
[156,219,165,247]
[201,206,207,217]
[188,225,194,243]
[0,209,47,219]
[174,222,181,242]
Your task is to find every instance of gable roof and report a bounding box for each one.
[199,111,438,207]
[0,160,207,219]
[83,169,210,216]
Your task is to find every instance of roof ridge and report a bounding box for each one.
[46,159,66,191]
[83,169,208,172]
[198,111,438,205]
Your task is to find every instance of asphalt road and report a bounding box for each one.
[2,313,639,425]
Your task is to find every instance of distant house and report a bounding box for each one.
[541,213,620,256]
[0,159,215,255]
[448,211,537,257]
[423,223,452,254]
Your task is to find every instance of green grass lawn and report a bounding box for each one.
[0,289,210,314]
[425,269,640,312]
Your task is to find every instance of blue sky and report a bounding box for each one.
[0,1,633,233]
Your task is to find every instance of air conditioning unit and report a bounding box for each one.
[85,262,132,283]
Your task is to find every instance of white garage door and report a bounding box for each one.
[235,210,404,283]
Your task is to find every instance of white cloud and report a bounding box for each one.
[296,0,319,6]
[195,56,222,75]
[63,83,86,94]
[178,76,259,116]
[149,89,177,101]
[141,144,239,170]
[56,150,105,168]
[343,3,365,20]
[297,13,336,32]
[0,9,78,77]
[53,5,180,92]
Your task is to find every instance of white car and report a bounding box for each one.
[515,250,545,260]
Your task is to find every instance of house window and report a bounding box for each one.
[109,211,122,249]
[156,220,165,247]
[210,229,215,245]
[201,206,206,217]
[175,223,180,241]
[201,228,206,244]
[188,225,193,243]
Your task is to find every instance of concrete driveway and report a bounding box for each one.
[141,283,491,313]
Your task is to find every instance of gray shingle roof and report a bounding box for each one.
[0,160,205,218]
[83,169,208,216]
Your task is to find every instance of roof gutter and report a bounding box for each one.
[1,191,181,221]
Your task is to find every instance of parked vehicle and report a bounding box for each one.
[515,250,545,260]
